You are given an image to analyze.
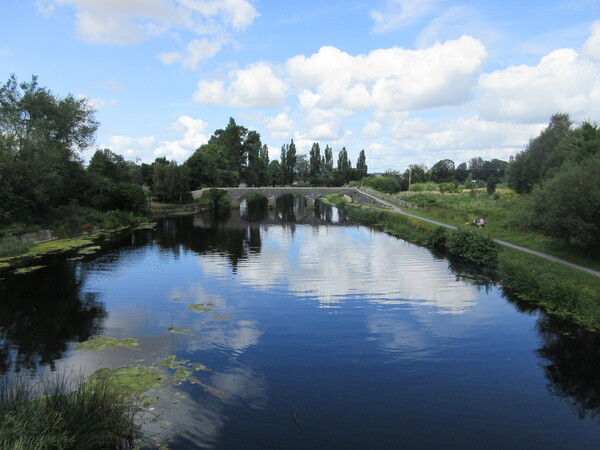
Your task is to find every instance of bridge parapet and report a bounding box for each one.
[191,187,389,208]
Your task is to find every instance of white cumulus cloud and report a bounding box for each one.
[287,36,487,112]
[478,46,600,123]
[193,63,289,108]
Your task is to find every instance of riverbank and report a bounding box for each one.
[339,200,600,331]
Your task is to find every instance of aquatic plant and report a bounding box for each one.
[73,336,139,352]
[188,303,215,313]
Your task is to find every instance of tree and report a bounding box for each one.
[506,113,572,193]
[403,164,428,185]
[529,152,600,248]
[356,149,368,180]
[257,144,270,186]
[267,160,283,186]
[87,148,130,183]
[468,157,485,181]
[153,160,190,203]
[335,147,352,185]
[280,139,297,185]
[0,74,97,224]
[486,176,498,195]
[244,130,262,186]
[430,159,455,183]
[455,162,468,183]
[295,154,310,185]
[209,117,248,173]
[309,142,322,185]
[464,172,474,189]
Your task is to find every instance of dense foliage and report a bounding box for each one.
[506,114,600,249]
[0,75,149,231]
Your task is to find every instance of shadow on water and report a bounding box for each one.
[499,287,600,421]
[0,261,106,374]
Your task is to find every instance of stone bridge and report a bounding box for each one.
[191,187,390,208]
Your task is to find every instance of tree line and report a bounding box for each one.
[5,75,596,248]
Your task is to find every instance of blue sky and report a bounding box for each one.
[2,0,600,172]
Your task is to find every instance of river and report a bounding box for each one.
[1,197,600,449]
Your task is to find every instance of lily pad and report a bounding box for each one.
[214,314,232,320]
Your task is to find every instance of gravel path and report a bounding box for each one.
[360,190,600,278]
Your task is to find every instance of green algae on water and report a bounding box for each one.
[168,327,190,334]
[90,365,165,395]
[77,245,101,255]
[13,265,46,274]
[214,314,232,320]
[188,303,214,313]
[74,336,140,352]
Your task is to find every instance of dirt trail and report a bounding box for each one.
[359,190,600,278]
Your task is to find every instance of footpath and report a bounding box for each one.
[358,189,600,279]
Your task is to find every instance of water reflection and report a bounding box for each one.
[2,199,600,447]
[0,261,106,373]
[276,194,307,222]
[239,196,269,222]
[536,315,600,419]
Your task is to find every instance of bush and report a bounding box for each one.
[439,183,459,194]
[428,227,448,249]
[410,182,439,192]
[446,229,499,269]
[363,176,402,194]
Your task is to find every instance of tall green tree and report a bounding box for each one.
[87,148,130,183]
[506,113,572,193]
[356,149,368,180]
[335,147,352,185]
[0,74,97,224]
[209,117,248,174]
[430,159,455,183]
[267,160,283,186]
[244,130,262,186]
[309,142,322,185]
[257,144,270,186]
[455,162,468,183]
[281,139,297,185]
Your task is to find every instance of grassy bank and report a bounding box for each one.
[385,189,600,272]
[0,373,145,449]
[342,202,600,332]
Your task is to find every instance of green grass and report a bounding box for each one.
[499,249,600,331]
[0,237,34,258]
[388,189,600,271]
[0,373,146,449]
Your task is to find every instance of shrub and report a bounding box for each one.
[439,183,459,194]
[446,229,499,269]
[428,227,448,249]
[410,182,439,192]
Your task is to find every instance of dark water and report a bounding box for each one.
[2,197,600,449]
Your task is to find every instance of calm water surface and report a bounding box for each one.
[1,198,600,449]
